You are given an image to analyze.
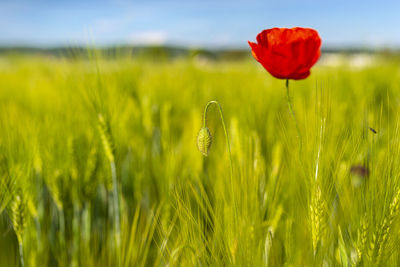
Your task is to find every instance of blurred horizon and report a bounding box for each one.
[1,0,400,49]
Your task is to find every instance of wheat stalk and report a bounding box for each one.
[354,213,369,264]
[310,185,326,254]
[11,194,27,267]
[98,113,121,266]
[0,173,15,213]
[370,187,400,265]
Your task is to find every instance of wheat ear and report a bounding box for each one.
[355,213,368,264]
[98,114,121,266]
[310,185,326,254]
[11,194,27,267]
[371,187,400,265]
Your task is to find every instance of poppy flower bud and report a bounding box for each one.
[197,127,212,156]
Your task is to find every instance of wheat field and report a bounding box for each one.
[0,53,400,266]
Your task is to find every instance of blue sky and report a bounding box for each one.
[1,0,400,48]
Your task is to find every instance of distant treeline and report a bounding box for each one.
[0,45,399,60]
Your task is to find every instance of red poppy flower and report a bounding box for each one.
[248,27,321,80]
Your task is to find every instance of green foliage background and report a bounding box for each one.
[0,53,400,266]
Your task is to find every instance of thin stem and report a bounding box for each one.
[19,243,24,267]
[111,160,121,267]
[315,118,325,182]
[203,101,234,180]
[286,79,302,152]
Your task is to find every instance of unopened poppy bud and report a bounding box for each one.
[197,127,212,156]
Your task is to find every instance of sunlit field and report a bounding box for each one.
[1,52,400,266]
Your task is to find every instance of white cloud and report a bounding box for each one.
[128,31,168,45]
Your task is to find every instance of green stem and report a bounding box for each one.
[19,243,24,267]
[203,101,234,180]
[285,79,302,152]
[110,160,121,267]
